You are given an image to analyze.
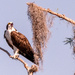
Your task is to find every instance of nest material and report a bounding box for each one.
[27,3,53,63]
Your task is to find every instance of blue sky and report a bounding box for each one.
[0,0,75,75]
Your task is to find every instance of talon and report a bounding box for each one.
[13,54,19,59]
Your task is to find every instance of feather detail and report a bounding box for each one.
[11,31,39,65]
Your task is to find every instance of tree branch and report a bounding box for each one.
[0,47,38,75]
[27,3,75,25]
[27,3,75,75]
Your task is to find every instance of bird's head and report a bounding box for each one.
[6,22,13,30]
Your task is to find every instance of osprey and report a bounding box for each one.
[4,22,39,65]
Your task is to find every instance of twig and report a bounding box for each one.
[0,47,38,75]
[27,3,75,25]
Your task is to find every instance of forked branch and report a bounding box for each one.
[0,47,38,75]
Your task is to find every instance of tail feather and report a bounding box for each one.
[34,53,39,65]
[19,51,39,65]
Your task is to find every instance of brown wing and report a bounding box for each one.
[4,30,13,49]
[11,31,36,63]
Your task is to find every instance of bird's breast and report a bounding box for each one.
[5,30,13,46]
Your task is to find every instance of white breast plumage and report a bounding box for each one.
[5,27,19,53]
[5,27,16,48]
[5,30,13,46]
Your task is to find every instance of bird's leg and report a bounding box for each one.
[13,49,19,59]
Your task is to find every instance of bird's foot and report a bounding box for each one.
[12,54,19,59]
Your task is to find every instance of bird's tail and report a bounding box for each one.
[19,50,39,65]
[34,53,39,65]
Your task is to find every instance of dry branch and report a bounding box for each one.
[27,3,75,25]
[0,47,38,75]
[27,3,75,75]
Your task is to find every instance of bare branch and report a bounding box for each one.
[0,47,11,56]
[27,3,75,25]
[0,47,38,75]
